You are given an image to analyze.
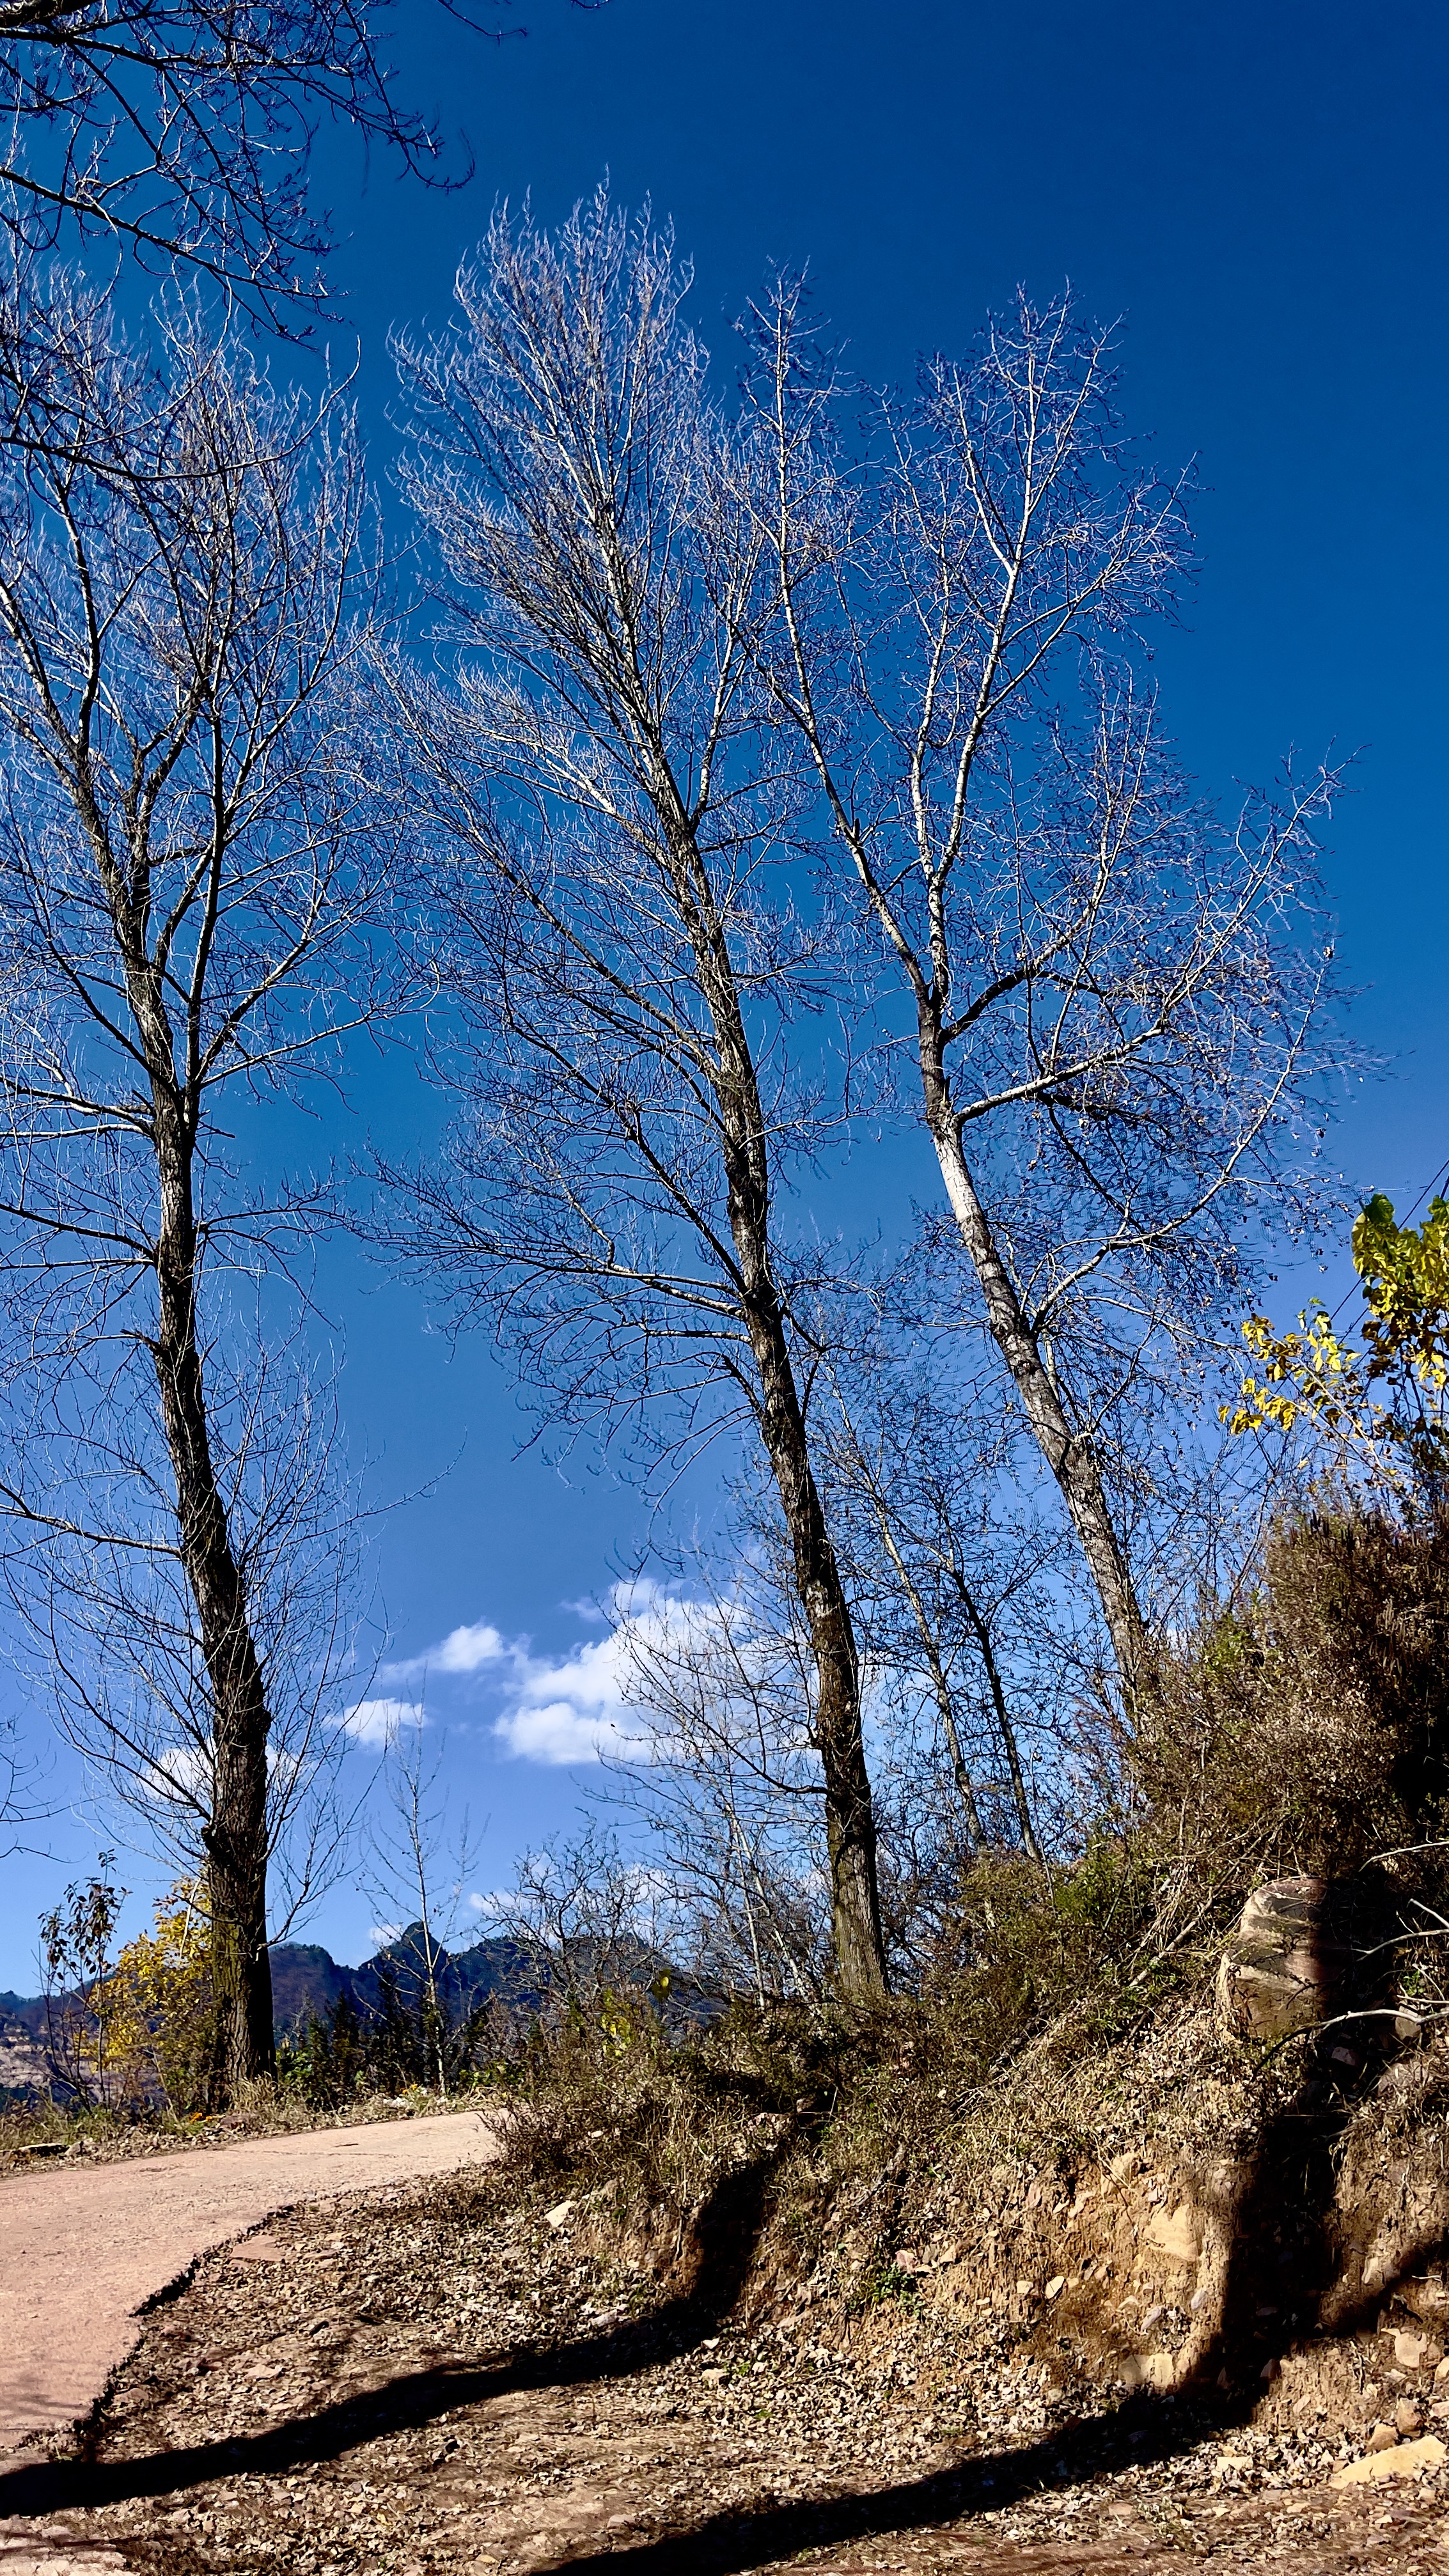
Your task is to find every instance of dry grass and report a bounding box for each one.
[1136,1505,1449,1903]
[492,1504,1449,2325]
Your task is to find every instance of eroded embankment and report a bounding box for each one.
[8,2148,1449,2576]
[592,1997,1449,2478]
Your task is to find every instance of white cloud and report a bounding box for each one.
[357,1582,728,1770]
[382,1621,510,1686]
[143,1742,212,1808]
[339,1696,423,1749]
[492,1624,655,1766]
[432,1618,513,1675]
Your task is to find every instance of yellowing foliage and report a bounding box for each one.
[1226,1194,1449,1495]
[98,1880,215,2114]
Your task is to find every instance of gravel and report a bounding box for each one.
[13,2167,1449,2576]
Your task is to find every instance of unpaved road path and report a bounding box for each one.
[0,2111,498,2458]
[3,2164,1440,2576]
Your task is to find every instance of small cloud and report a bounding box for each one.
[496,1695,648,1767]
[368,1922,403,1948]
[559,1594,608,1625]
[363,1582,717,1771]
[382,1620,512,1686]
[145,1743,212,1807]
[339,1696,423,1749]
[433,1619,511,1674]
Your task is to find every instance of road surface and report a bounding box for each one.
[0,2111,498,2459]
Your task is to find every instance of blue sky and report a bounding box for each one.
[3,0,1445,1986]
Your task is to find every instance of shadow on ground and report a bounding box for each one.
[3,2077,1445,2572]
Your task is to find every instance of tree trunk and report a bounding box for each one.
[746,1298,888,1999]
[925,1075,1146,1704]
[866,1494,986,1854]
[148,1086,276,2093]
[205,1742,276,2090]
[661,809,889,2002]
[949,1571,1044,1865]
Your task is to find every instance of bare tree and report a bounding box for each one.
[387,191,889,2000]
[816,1331,1124,1875]
[0,287,399,2089]
[825,1384,1046,1866]
[0,1680,49,1854]
[364,1711,482,2098]
[480,1817,682,2029]
[0,0,531,327]
[609,1568,833,2004]
[743,285,1344,1704]
[5,1331,365,1985]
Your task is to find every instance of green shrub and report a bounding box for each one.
[276,1974,497,2107]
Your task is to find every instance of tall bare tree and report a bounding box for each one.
[609,1566,834,2004]
[742,285,1343,1702]
[0,288,396,2088]
[388,191,889,2000]
[364,1711,483,2098]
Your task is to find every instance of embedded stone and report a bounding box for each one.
[1215,1877,1354,2041]
[1147,2201,1201,2265]
[1331,2434,1448,2487]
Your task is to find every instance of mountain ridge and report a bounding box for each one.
[0,1927,533,2098]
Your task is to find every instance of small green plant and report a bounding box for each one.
[38,1857,127,2109]
[276,1974,497,2109]
[276,1992,368,2106]
[847,2256,918,2313]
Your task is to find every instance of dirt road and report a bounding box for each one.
[0,2110,497,2458]
[3,2164,1439,2576]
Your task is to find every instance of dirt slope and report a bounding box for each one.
[3,2166,1444,2576]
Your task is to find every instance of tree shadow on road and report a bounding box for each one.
[0,2148,783,2522]
[0,2368,1230,2572]
[4,2090,1445,2573]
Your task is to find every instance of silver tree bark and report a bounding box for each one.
[389,192,889,2000]
[746,283,1341,1707]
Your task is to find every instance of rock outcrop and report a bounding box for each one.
[1215,1875,1354,2041]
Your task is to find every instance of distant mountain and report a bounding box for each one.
[0,2000,50,2098]
[0,1988,49,2040]
[270,1927,534,2038]
[1,1925,694,2088]
[265,1942,354,2033]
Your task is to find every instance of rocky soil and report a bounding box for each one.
[6,2166,1449,2576]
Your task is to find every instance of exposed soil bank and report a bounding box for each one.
[3,2157,1446,2576]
